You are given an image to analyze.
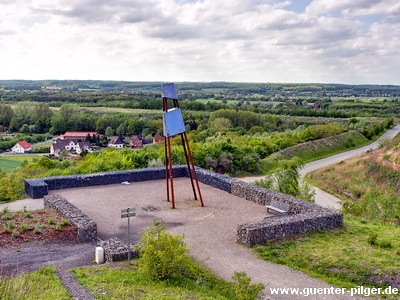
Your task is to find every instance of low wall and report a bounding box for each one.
[98,237,139,262]
[194,168,343,245]
[27,166,343,246]
[25,166,187,198]
[44,194,97,242]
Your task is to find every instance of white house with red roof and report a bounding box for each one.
[11,141,32,153]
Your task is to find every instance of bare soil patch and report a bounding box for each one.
[0,209,78,248]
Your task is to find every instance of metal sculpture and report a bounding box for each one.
[162,83,204,209]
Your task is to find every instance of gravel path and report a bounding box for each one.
[0,240,97,300]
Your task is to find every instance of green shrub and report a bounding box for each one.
[7,220,15,229]
[2,226,10,233]
[34,228,41,234]
[379,240,392,249]
[60,219,69,227]
[20,224,30,232]
[367,233,393,249]
[255,157,315,202]
[135,220,194,281]
[25,213,32,218]
[36,223,45,229]
[230,271,264,300]
[367,233,377,246]
[1,214,12,220]
[48,218,55,225]
[11,230,19,237]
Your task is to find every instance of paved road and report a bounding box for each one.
[299,124,400,176]
[239,125,400,209]
[0,152,49,157]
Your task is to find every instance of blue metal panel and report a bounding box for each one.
[162,83,178,99]
[163,108,186,137]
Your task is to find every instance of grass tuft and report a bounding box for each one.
[0,266,71,299]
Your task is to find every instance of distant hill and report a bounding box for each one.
[1,80,400,98]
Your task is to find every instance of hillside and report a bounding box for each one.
[271,130,370,162]
[308,134,400,223]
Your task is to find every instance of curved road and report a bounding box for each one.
[239,124,400,209]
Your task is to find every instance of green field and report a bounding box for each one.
[195,98,240,104]
[32,141,52,149]
[0,155,41,173]
[78,106,209,116]
[80,107,160,114]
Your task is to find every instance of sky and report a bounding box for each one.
[1,0,399,85]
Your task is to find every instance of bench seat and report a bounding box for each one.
[266,200,290,215]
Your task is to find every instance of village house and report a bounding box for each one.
[50,139,91,157]
[11,141,32,153]
[108,137,124,149]
[153,136,165,143]
[61,131,97,140]
[128,135,143,149]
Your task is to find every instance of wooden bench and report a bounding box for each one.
[266,200,290,215]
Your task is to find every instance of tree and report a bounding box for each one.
[209,118,233,131]
[0,104,13,128]
[19,124,30,135]
[95,116,107,134]
[116,122,127,136]
[255,158,315,202]
[249,126,264,134]
[49,114,66,135]
[59,104,79,121]
[105,126,114,137]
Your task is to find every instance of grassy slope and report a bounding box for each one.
[72,262,243,300]
[272,131,370,163]
[255,132,400,293]
[257,131,371,175]
[255,216,400,291]
[307,138,400,201]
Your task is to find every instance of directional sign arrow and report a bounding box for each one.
[121,208,136,213]
[121,212,136,218]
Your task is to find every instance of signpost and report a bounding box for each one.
[121,207,136,264]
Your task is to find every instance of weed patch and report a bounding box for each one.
[0,266,71,299]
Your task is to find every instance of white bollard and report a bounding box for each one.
[95,246,104,264]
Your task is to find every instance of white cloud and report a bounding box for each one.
[306,0,400,17]
[0,0,398,84]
